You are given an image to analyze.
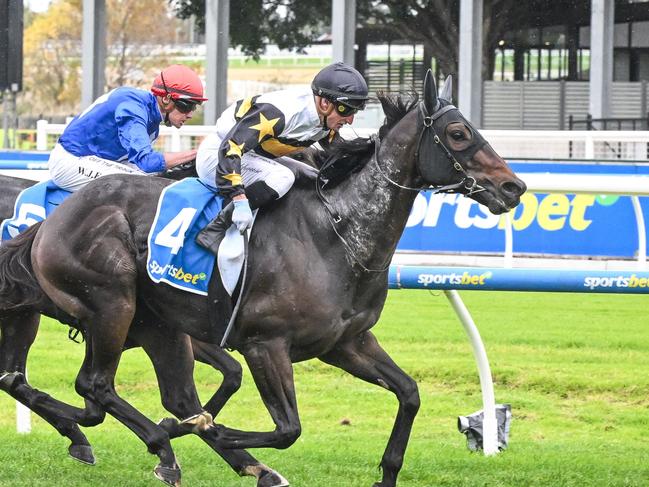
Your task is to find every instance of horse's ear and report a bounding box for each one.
[423,69,439,113]
[439,75,453,103]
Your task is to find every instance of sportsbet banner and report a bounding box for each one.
[397,162,649,258]
[389,266,649,293]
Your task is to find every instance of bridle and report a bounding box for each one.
[372,101,486,196]
[316,99,488,273]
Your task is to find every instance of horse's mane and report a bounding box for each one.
[376,92,420,140]
[302,92,419,186]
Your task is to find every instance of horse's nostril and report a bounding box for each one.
[501,180,526,197]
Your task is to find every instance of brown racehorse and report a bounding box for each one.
[0,172,246,469]
[0,71,525,487]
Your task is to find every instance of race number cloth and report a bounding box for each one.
[147,178,246,296]
[0,180,71,243]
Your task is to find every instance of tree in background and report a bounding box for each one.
[368,0,518,82]
[23,0,83,116]
[170,0,517,81]
[170,0,331,59]
[22,0,187,119]
[106,0,188,87]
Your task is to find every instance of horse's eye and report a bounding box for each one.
[450,131,465,141]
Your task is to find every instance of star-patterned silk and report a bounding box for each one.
[226,140,245,158]
[212,89,330,199]
[250,113,280,142]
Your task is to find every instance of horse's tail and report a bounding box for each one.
[0,223,45,309]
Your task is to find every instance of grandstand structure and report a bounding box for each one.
[72,0,649,132]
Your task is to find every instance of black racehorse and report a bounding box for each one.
[0,171,248,469]
[0,72,526,487]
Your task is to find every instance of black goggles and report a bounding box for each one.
[174,98,201,114]
[160,71,201,114]
[332,99,365,116]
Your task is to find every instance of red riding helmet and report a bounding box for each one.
[151,65,208,102]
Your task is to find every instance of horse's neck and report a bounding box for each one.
[330,140,419,269]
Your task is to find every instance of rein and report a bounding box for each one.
[316,100,486,273]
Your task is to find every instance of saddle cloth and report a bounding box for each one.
[147,178,247,297]
[0,180,72,243]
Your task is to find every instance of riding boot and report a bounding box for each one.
[195,202,235,255]
[196,181,281,255]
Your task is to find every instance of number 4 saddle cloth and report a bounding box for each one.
[147,178,249,298]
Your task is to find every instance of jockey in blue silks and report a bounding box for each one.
[195,62,370,254]
[49,64,207,191]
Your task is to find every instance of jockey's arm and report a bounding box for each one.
[116,102,167,173]
[163,150,198,169]
[215,104,286,200]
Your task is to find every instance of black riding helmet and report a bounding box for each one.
[312,62,369,115]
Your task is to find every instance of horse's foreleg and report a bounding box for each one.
[320,331,420,487]
[0,311,95,464]
[190,338,242,417]
[207,337,302,451]
[139,326,288,487]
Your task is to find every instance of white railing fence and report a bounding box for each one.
[35,120,649,162]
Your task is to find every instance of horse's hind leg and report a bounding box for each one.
[0,310,95,464]
[134,325,288,487]
[319,331,420,487]
[75,308,185,486]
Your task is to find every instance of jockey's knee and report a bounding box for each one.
[245,168,295,209]
[268,166,296,198]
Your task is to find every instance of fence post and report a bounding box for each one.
[16,399,31,434]
[36,119,48,151]
[631,196,647,270]
[444,290,499,456]
[171,130,182,152]
[559,80,566,130]
[584,131,595,159]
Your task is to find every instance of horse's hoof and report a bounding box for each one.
[154,463,181,487]
[257,469,289,487]
[68,444,96,465]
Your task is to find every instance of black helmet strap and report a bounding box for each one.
[315,95,335,129]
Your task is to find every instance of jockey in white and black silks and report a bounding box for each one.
[195,62,370,254]
[48,65,206,191]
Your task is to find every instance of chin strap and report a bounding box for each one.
[315,96,334,130]
[160,96,173,127]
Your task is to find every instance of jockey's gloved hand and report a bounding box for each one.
[232,199,253,233]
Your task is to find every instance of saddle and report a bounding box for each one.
[147,178,249,343]
[0,180,71,243]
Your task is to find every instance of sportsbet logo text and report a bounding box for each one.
[407,192,609,231]
[149,260,206,285]
[584,274,649,290]
[418,271,492,287]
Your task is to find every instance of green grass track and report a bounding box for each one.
[0,290,647,486]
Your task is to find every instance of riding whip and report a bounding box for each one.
[220,228,249,348]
